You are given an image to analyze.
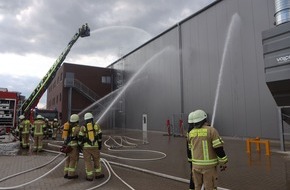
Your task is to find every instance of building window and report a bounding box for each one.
[102,76,111,84]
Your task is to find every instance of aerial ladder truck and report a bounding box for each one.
[19,23,90,121]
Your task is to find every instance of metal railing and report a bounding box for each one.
[64,78,100,102]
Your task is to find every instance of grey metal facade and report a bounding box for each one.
[109,0,280,139]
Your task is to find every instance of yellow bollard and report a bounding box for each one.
[246,137,271,156]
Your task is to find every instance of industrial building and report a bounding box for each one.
[102,0,289,145]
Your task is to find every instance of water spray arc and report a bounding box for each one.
[211,13,241,126]
[96,47,172,124]
[91,26,152,39]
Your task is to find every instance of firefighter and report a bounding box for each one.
[18,115,31,149]
[52,118,59,140]
[79,112,104,181]
[63,114,81,179]
[188,109,228,190]
[31,115,46,152]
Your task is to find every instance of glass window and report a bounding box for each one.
[102,76,111,84]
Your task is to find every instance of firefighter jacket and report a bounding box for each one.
[19,119,31,134]
[32,119,46,136]
[66,124,81,147]
[188,124,228,169]
[79,122,102,148]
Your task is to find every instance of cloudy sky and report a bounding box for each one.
[0,0,213,108]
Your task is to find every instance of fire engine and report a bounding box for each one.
[0,88,23,134]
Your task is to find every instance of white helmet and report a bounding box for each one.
[36,115,43,119]
[84,113,93,120]
[19,115,25,120]
[188,110,207,124]
[70,114,79,123]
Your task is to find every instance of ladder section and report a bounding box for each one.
[20,24,90,117]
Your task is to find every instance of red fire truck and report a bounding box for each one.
[0,88,22,134]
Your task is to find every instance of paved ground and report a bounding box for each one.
[0,129,290,190]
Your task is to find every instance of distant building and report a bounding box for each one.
[46,62,113,125]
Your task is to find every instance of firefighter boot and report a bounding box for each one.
[95,174,105,179]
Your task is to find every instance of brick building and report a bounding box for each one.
[46,62,113,124]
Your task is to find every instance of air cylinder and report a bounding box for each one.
[275,0,290,25]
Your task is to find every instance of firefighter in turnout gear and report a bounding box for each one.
[63,114,81,179]
[188,110,228,190]
[18,115,31,149]
[79,112,104,181]
[31,115,46,152]
[52,118,59,140]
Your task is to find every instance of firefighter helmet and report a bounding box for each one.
[19,115,25,120]
[36,115,43,119]
[70,114,79,123]
[188,109,207,124]
[84,113,93,120]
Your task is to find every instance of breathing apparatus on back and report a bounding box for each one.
[62,114,79,140]
[84,113,96,144]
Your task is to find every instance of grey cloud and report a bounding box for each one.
[0,0,214,106]
[0,0,213,58]
[0,74,40,97]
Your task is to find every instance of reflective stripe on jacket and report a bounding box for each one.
[33,120,45,135]
[189,125,227,168]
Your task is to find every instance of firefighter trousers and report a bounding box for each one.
[21,133,30,148]
[33,135,43,151]
[83,147,102,179]
[64,146,79,177]
[192,166,218,190]
[52,128,58,139]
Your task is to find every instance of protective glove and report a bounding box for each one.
[219,164,227,171]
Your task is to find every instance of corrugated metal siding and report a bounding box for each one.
[111,0,278,139]
[116,29,181,131]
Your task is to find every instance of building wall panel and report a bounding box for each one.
[111,0,278,139]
